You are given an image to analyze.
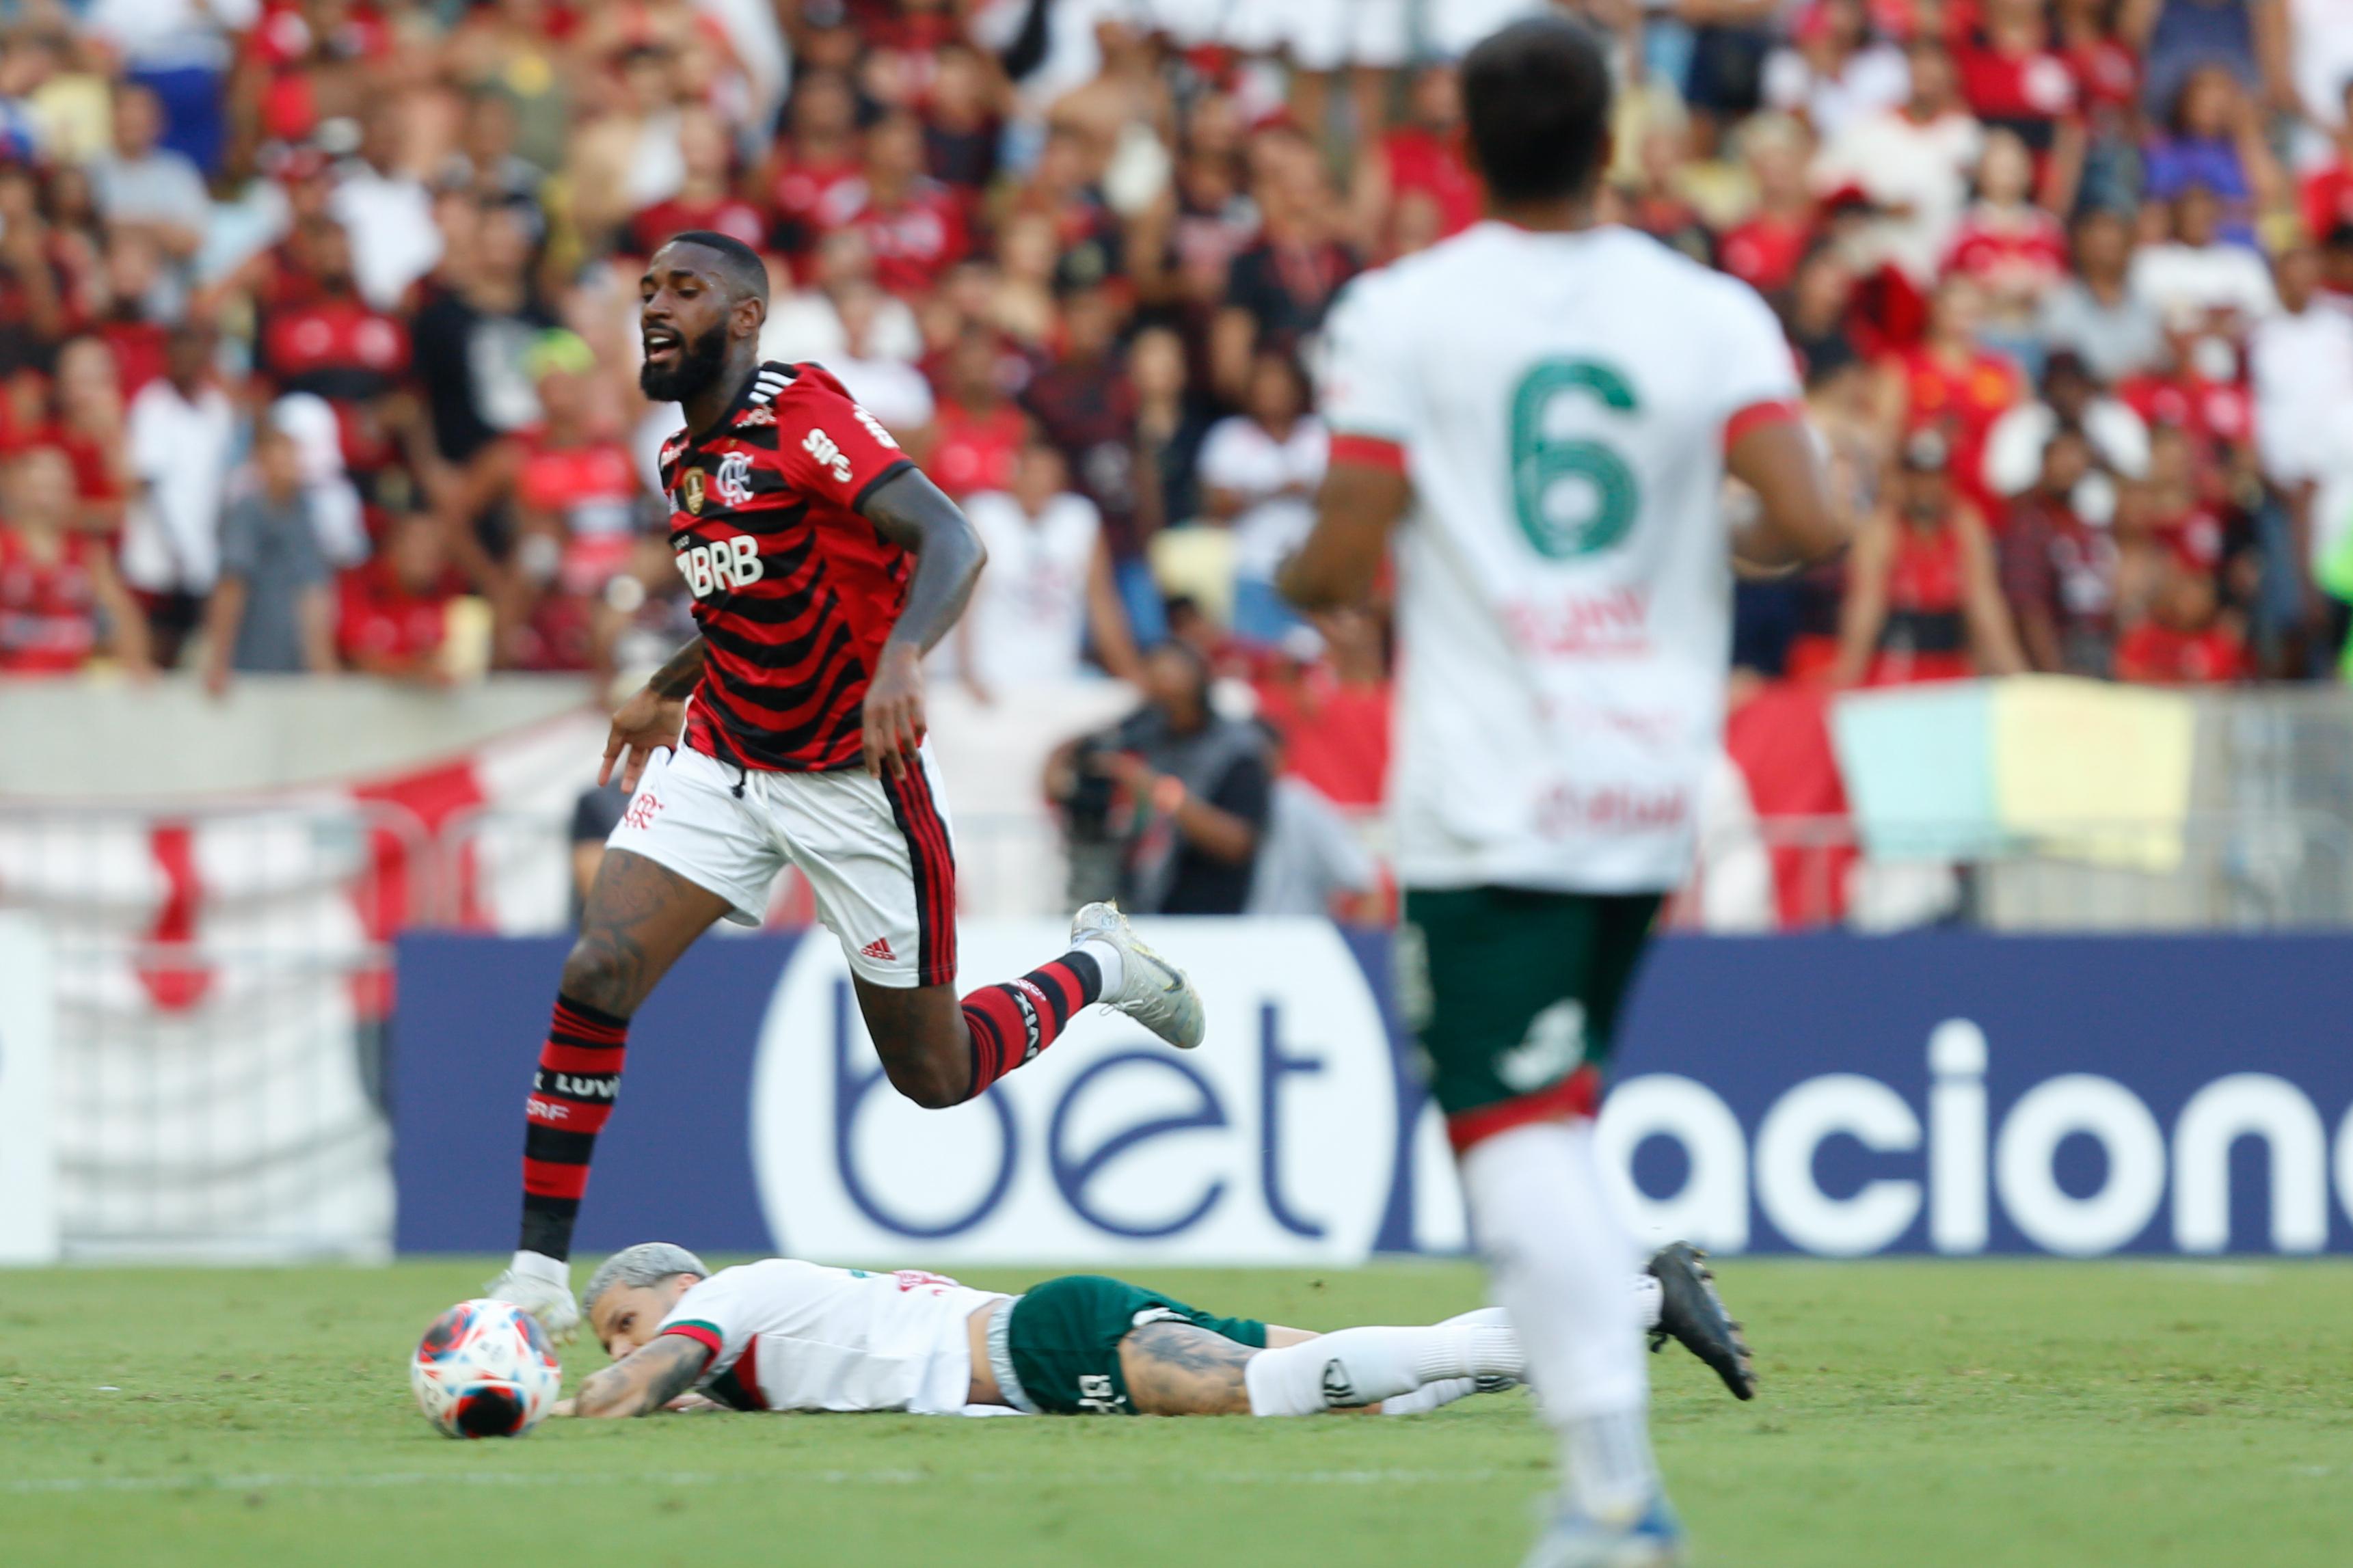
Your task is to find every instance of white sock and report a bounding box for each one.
[1074,938,1124,998]
[1380,1377,1478,1416]
[1243,1323,1518,1416]
[1632,1272,1663,1332]
[1379,1308,1520,1415]
[511,1249,568,1285]
[1460,1120,1659,1522]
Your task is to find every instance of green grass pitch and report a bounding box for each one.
[2,1258,2346,1567]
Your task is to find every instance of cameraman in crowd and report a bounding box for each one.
[1047,639,1269,915]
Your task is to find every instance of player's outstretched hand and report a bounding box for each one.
[601,688,688,795]
[862,641,928,781]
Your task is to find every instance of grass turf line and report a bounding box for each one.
[0,1259,2346,1567]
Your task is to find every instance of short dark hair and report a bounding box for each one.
[1461,17,1614,206]
[660,230,770,306]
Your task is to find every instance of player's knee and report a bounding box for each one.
[877,1049,967,1109]
[558,934,636,1017]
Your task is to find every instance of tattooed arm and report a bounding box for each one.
[599,636,705,793]
[857,468,987,781]
[563,1334,710,1420]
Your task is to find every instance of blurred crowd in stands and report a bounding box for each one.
[6,0,2353,910]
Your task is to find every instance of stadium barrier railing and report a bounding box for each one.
[0,797,431,1260]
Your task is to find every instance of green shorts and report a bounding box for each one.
[991,1275,1267,1416]
[1398,887,1662,1139]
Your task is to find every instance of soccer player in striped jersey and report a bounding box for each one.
[488,232,1205,1345]
[1281,21,1847,1567]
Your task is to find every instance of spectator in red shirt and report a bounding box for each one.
[1250,606,1390,810]
[1719,114,1818,297]
[0,164,68,378]
[1874,273,2027,515]
[255,217,412,478]
[2114,318,2256,472]
[835,112,970,299]
[1837,429,2026,684]
[2001,425,2119,675]
[626,105,766,258]
[2116,554,2246,684]
[1350,63,1481,259]
[338,509,461,681]
[760,70,866,260]
[3,336,132,536]
[0,444,149,676]
[1943,129,2069,344]
[922,326,1026,500]
[2300,80,2353,243]
[1953,0,2086,208]
[505,330,643,671]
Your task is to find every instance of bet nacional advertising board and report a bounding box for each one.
[393,926,2353,1260]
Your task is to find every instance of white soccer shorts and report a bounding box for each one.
[606,742,958,988]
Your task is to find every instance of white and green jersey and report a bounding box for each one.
[656,1259,1004,1415]
[1318,222,1800,893]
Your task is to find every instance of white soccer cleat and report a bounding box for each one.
[1072,901,1205,1051]
[485,1262,582,1347]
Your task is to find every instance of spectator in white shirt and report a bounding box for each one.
[816,282,936,444]
[330,100,444,312]
[2129,184,2277,327]
[760,229,924,366]
[1762,0,1910,141]
[947,439,1140,702]
[2250,246,2353,599]
[120,323,237,666]
[1982,349,2150,524]
[88,84,209,264]
[1812,37,1983,284]
[1196,349,1328,644]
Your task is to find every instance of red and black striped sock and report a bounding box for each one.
[956,951,1102,1102]
[519,994,630,1262]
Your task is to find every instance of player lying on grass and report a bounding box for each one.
[556,1241,1751,1421]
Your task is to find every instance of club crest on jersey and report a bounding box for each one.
[681,468,707,514]
[714,450,755,508]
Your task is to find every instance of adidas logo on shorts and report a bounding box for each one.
[861,937,896,961]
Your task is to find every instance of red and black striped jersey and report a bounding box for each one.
[658,361,916,772]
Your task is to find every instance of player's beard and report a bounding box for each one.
[638,321,731,404]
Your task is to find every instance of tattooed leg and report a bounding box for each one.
[1118,1321,1263,1416]
[561,849,732,1016]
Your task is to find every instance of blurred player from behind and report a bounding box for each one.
[1284,19,1846,1566]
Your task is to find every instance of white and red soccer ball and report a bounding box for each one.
[411,1299,562,1439]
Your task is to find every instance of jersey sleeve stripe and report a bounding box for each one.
[849,457,917,513]
[657,1321,723,1369]
[1723,398,1803,451]
[1328,433,1408,473]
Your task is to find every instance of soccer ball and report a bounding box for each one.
[410,1299,562,1439]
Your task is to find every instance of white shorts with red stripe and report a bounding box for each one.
[606,742,957,988]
